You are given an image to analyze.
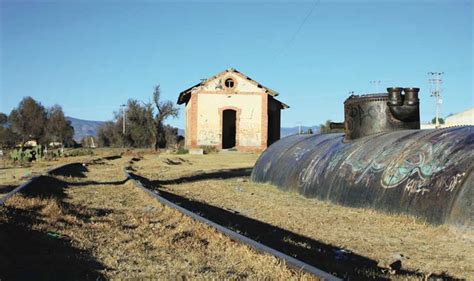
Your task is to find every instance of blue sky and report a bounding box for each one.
[1,0,472,129]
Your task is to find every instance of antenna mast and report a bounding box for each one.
[428,72,444,128]
[369,80,381,93]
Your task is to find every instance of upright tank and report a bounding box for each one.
[251,88,473,229]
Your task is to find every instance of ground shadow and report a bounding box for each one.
[48,163,89,178]
[21,176,70,200]
[131,157,141,162]
[103,155,122,161]
[150,167,252,185]
[18,175,122,223]
[21,175,128,200]
[163,158,182,165]
[0,163,122,280]
[130,172,459,280]
[0,202,107,281]
[0,185,16,195]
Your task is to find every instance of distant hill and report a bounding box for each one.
[67,117,104,141]
[66,116,318,142]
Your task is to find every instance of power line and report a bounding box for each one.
[274,0,321,61]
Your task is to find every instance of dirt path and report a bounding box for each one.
[133,152,474,280]
[0,155,315,280]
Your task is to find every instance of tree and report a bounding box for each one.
[0,127,19,148]
[319,120,345,134]
[9,97,47,144]
[96,85,179,149]
[44,105,74,146]
[0,113,8,125]
[149,85,179,150]
[125,99,154,148]
[431,117,445,124]
[97,121,123,147]
[158,124,178,148]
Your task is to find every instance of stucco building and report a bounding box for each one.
[177,68,288,152]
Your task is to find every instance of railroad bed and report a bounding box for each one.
[130,152,474,280]
[0,155,317,280]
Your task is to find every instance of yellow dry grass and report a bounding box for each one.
[0,148,124,196]
[134,152,474,280]
[0,152,316,280]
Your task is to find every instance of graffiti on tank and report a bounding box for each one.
[346,104,382,133]
[336,129,473,193]
[445,173,466,192]
[339,139,395,185]
[380,138,469,190]
[299,137,346,188]
[404,178,429,195]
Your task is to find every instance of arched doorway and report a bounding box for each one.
[222,109,236,149]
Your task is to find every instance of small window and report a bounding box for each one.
[224,78,235,89]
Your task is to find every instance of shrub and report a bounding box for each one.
[64,148,94,157]
[176,147,188,154]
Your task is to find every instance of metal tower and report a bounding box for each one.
[428,72,444,128]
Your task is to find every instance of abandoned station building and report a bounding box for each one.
[177,68,288,152]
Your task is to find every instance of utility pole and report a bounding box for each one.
[121,104,126,134]
[369,80,381,93]
[428,72,444,128]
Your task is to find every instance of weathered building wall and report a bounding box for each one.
[196,92,263,148]
[185,97,192,147]
[267,96,281,146]
[178,68,288,152]
[201,74,267,93]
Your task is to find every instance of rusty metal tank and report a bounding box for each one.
[251,88,473,229]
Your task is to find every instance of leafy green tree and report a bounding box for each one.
[0,127,19,148]
[125,99,154,148]
[431,117,445,124]
[97,121,123,147]
[0,113,8,125]
[9,97,47,144]
[44,105,74,146]
[150,85,179,150]
[97,85,179,149]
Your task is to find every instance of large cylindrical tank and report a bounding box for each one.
[251,126,473,229]
[344,90,420,140]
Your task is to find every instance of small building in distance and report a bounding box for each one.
[177,68,289,152]
[421,107,474,129]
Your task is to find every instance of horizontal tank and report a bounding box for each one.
[251,88,473,229]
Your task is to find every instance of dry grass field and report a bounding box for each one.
[2,148,472,279]
[133,152,474,280]
[0,148,123,199]
[0,151,315,280]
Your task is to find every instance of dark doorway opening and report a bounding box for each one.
[222,109,236,149]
